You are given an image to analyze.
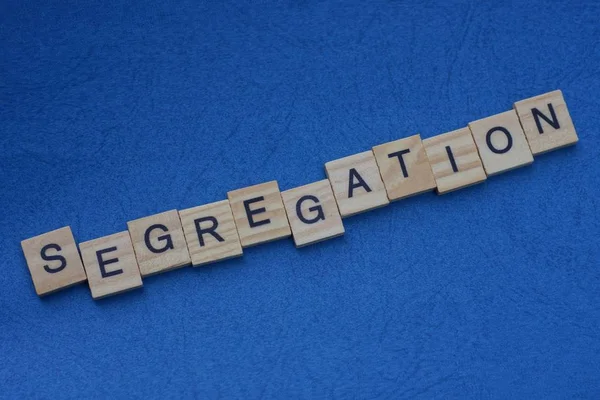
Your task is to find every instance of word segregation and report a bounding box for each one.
[21,90,578,299]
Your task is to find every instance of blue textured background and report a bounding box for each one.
[1,1,599,398]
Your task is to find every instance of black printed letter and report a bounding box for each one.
[485,127,513,154]
[244,197,270,228]
[194,216,225,246]
[348,168,372,198]
[445,146,459,173]
[96,247,123,278]
[144,224,173,254]
[41,243,67,273]
[296,195,325,224]
[532,103,560,134]
[388,149,411,178]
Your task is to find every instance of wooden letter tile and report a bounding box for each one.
[325,150,389,217]
[423,128,487,194]
[179,200,243,266]
[21,226,87,296]
[281,180,345,247]
[227,181,291,247]
[468,110,534,176]
[79,231,143,300]
[514,90,578,155]
[127,210,191,277]
[372,134,436,201]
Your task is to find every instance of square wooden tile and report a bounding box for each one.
[468,110,534,176]
[423,127,487,194]
[325,150,389,217]
[514,90,578,155]
[227,181,291,247]
[127,210,191,276]
[21,226,87,296]
[281,180,345,247]
[179,200,243,266]
[79,231,143,300]
[372,134,436,201]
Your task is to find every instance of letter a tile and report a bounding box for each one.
[179,200,243,266]
[127,210,191,277]
[227,181,291,247]
[468,110,534,176]
[325,150,389,217]
[372,134,437,201]
[281,180,345,247]
[79,232,143,300]
[21,226,87,296]
[423,128,487,194]
[514,90,578,155]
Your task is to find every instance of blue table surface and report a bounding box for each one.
[2,1,599,398]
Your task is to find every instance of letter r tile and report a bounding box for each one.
[227,181,291,247]
[127,210,191,277]
[79,231,143,300]
[179,200,243,266]
[281,180,344,248]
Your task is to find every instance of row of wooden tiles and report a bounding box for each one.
[21,90,578,299]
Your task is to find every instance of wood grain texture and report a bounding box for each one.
[227,181,291,247]
[468,110,534,176]
[179,200,243,266]
[21,226,87,296]
[127,210,191,276]
[514,90,578,155]
[79,231,143,300]
[281,180,345,247]
[372,134,436,201]
[423,128,487,194]
[325,150,389,217]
